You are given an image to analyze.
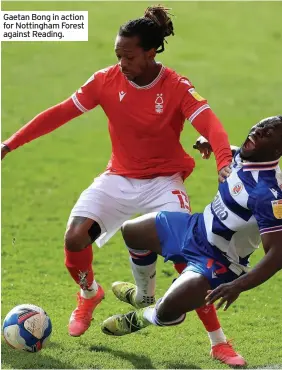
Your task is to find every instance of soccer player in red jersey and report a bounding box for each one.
[1,5,244,365]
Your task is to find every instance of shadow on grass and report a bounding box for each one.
[1,341,73,369]
[253,365,282,369]
[90,345,201,369]
[90,344,155,369]
[163,362,202,369]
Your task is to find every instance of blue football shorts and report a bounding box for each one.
[155,211,243,289]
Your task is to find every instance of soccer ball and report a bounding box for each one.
[2,304,52,352]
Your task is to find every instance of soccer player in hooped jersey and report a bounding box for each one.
[102,116,282,365]
[1,5,242,364]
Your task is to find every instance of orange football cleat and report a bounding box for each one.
[211,340,246,366]
[68,284,105,337]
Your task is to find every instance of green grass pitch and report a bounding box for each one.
[1,1,282,368]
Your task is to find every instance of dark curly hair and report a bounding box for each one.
[118,5,174,54]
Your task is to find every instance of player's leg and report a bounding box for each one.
[141,174,231,355]
[112,212,163,307]
[173,262,227,350]
[65,216,101,293]
[160,266,246,366]
[147,269,210,323]
[115,174,226,343]
[103,250,246,366]
[112,174,189,308]
[113,178,246,366]
[65,173,136,336]
[64,216,105,337]
[160,263,241,365]
[103,269,209,336]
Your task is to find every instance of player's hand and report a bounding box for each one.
[1,144,10,160]
[218,165,232,183]
[205,282,241,311]
[193,136,212,159]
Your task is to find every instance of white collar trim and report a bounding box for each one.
[128,64,165,90]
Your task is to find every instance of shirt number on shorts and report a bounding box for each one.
[206,258,228,275]
[172,190,191,212]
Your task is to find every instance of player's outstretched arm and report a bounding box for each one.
[205,231,282,310]
[180,81,233,174]
[2,70,104,160]
[1,98,83,159]
[180,80,233,182]
[191,109,233,180]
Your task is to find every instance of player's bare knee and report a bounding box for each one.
[121,221,136,248]
[157,297,182,322]
[122,214,159,251]
[64,217,101,251]
[64,228,87,251]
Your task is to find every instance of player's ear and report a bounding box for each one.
[146,48,156,60]
[277,135,282,157]
[276,147,282,158]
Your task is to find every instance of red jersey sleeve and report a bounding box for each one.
[180,79,210,122]
[3,98,82,151]
[71,69,106,112]
[179,78,232,171]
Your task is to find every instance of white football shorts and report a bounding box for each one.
[69,172,191,247]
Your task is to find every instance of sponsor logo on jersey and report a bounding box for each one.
[155,93,163,113]
[271,199,282,219]
[188,88,205,102]
[232,182,244,196]
[212,195,228,221]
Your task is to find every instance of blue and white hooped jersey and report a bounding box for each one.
[202,151,282,271]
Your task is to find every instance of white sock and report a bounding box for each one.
[130,258,156,303]
[80,280,98,299]
[143,307,156,325]
[143,305,186,327]
[208,328,227,346]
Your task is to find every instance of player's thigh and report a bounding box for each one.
[150,210,194,264]
[121,213,162,255]
[67,173,136,247]
[143,173,191,214]
[158,270,210,320]
[122,210,192,258]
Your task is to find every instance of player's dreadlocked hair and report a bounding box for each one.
[119,5,174,54]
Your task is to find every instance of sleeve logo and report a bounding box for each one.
[231,182,244,196]
[271,199,282,219]
[188,88,205,102]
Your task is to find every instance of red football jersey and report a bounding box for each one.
[72,64,211,179]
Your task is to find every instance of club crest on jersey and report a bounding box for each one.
[271,199,282,219]
[188,88,205,102]
[155,93,163,114]
[232,182,244,196]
